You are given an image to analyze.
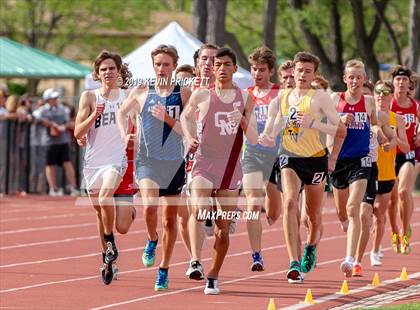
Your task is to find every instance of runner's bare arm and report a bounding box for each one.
[321,91,346,169]
[395,114,410,153]
[377,110,397,151]
[74,90,98,139]
[180,89,208,153]
[240,91,258,145]
[117,86,143,141]
[264,91,284,140]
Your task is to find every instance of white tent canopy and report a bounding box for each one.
[84,21,253,90]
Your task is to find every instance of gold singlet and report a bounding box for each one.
[377,111,397,181]
[281,89,326,157]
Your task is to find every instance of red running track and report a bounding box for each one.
[0,195,419,309]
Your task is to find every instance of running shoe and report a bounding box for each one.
[154,268,168,291]
[287,260,303,284]
[301,244,316,273]
[100,262,114,285]
[188,260,205,280]
[229,208,240,234]
[105,241,118,264]
[400,234,411,255]
[204,219,214,237]
[370,251,382,266]
[204,278,220,295]
[340,260,353,278]
[352,263,363,277]
[391,232,400,253]
[142,238,158,267]
[111,262,119,280]
[378,246,384,259]
[251,252,264,272]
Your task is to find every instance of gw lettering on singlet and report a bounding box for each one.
[214,101,241,136]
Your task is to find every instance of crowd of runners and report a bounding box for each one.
[73,43,419,295]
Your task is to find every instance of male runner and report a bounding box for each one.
[388,66,419,254]
[117,45,191,291]
[185,43,219,280]
[243,46,281,271]
[370,80,409,265]
[74,51,135,285]
[262,52,346,283]
[330,60,380,277]
[181,47,258,294]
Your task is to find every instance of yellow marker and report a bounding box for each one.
[301,289,314,304]
[400,267,408,281]
[337,280,349,295]
[372,272,380,287]
[267,298,276,310]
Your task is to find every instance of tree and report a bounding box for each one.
[289,0,345,90]
[201,0,249,69]
[192,0,207,42]
[407,0,420,73]
[263,0,277,53]
[349,0,387,81]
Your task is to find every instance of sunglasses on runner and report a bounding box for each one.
[374,87,391,96]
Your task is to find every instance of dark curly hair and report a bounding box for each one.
[92,50,132,89]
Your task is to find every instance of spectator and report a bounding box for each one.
[0,86,9,196]
[30,98,48,194]
[40,88,79,196]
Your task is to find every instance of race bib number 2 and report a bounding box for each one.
[279,155,289,168]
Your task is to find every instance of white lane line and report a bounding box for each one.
[0,212,93,223]
[0,222,96,235]
[88,242,420,310]
[0,218,345,267]
[327,283,420,310]
[0,228,331,294]
[0,227,280,268]
[283,271,420,310]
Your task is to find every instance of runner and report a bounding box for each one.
[181,47,258,294]
[117,45,191,291]
[388,66,419,254]
[243,46,281,272]
[261,51,346,283]
[370,80,409,266]
[74,51,134,285]
[185,43,219,281]
[278,60,295,89]
[353,89,396,276]
[330,59,380,277]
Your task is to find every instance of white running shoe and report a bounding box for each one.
[340,260,353,277]
[203,219,214,237]
[204,278,220,295]
[370,251,382,266]
[378,247,384,259]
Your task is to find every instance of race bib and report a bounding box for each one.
[279,155,289,168]
[361,156,372,168]
[354,112,368,123]
[406,150,415,160]
[311,172,325,185]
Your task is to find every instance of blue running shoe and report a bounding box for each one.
[287,260,303,284]
[142,238,158,267]
[251,252,264,272]
[154,268,168,291]
[301,244,316,273]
